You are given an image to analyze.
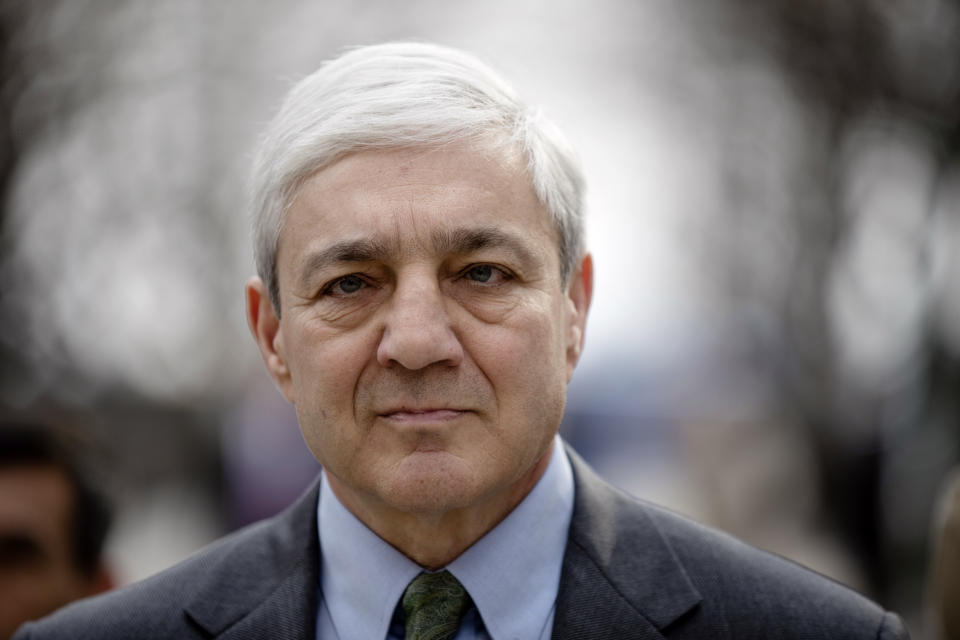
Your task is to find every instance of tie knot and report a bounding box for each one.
[402,570,472,640]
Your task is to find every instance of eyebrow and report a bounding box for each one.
[431,227,538,266]
[296,238,393,284]
[296,226,540,284]
[0,532,47,567]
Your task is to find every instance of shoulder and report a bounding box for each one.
[562,446,909,639]
[645,501,907,638]
[15,480,320,640]
[14,518,277,639]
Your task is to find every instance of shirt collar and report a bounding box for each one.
[317,434,574,640]
[447,436,573,639]
[318,477,421,640]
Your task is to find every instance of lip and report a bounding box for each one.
[378,408,467,424]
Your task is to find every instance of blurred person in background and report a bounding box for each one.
[930,469,960,640]
[0,423,113,640]
[16,42,909,639]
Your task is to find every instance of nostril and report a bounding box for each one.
[376,318,463,371]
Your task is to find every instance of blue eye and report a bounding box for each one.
[466,265,494,283]
[331,275,365,294]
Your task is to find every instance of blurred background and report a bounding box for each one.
[1,0,958,636]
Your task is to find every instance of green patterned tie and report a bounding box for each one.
[402,570,472,640]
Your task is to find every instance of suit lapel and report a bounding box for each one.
[177,449,700,639]
[184,477,322,639]
[552,447,702,639]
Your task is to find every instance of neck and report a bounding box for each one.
[325,440,555,569]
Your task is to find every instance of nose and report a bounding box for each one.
[376,273,464,370]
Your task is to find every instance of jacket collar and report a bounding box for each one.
[178,444,701,639]
[183,478,322,639]
[552,446,702,639]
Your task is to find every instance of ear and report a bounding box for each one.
[564,253,593,381]
[246,276,294,402]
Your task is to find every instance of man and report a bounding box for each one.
[0,424,113,640]
[930,469,960,639]
[16,42,909,639]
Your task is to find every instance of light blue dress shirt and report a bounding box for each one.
[315,435,575,640]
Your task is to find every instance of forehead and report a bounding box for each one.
[0,465,73,539]
[277,142,558,267]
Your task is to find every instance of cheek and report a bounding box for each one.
[470,310,569,418]
[286,318,373,398]
[284,322,378,456]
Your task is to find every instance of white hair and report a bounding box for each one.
[250,41,585,312]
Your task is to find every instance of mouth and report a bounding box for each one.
[378,408,468,424]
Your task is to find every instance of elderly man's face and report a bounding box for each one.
[248,142,590,516]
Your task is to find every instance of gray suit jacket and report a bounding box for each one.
[15,447,909,639]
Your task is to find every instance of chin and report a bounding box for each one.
[378,451,489,514]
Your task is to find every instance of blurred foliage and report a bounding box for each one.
[710,0,960,610]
